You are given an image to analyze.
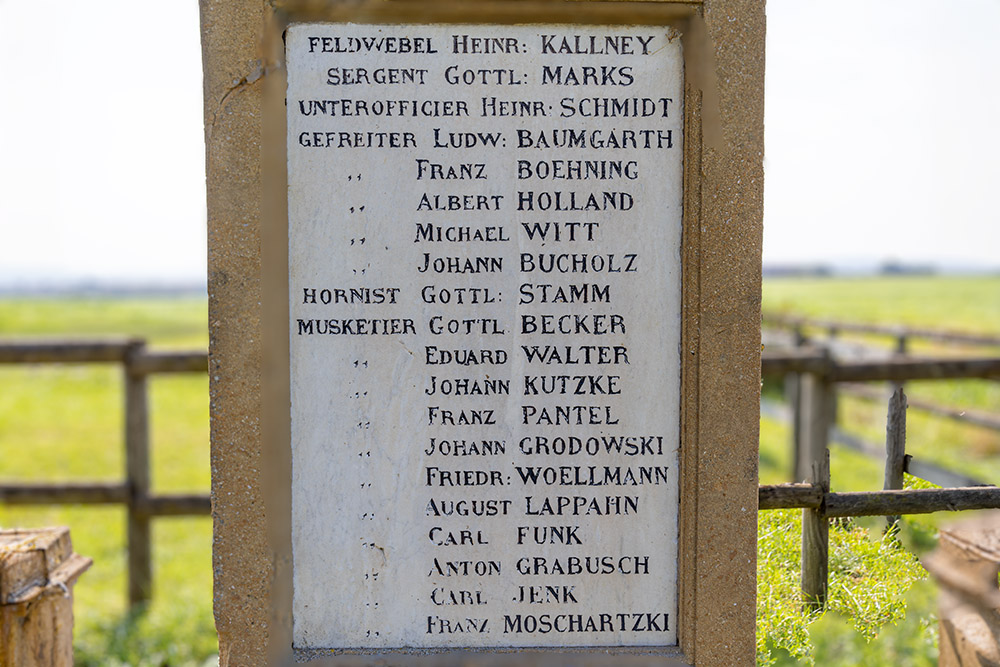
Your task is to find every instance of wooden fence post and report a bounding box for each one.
[0,528,92,667]
[124,340,151,607]
[824,324,839,433]
[795,349,830,482]
[799,367,832,610]
[895,333,908,356]
[892,332,908,395]
[788,325,807,481]
[884,388,908,531]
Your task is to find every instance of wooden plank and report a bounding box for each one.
[759,487,1000,514]
[0,340,136,364]
[0,483,129,505]
[761,349,1000,382]
[124,342,151,608]
[761,348,832,376]
[759,483,822,510]
[4,554,92,606]
[832,357,1000,383]
[138,495,212,516]
[0,485,210,516]
[824,487,1000,517]
[883,388,907,528]
[0,528,89,667]
[0,343,209,375]
[0,544,46,603]
[131,351,208,375]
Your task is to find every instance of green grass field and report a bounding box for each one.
[0,276,997,665]
[764,275,1000,335]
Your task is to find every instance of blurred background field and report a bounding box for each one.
[765,275,1000,335]
[2,275,998,664]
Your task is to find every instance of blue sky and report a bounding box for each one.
[1,0,998,286]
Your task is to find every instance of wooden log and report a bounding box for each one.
[761,348,832,377]
[0,483,128,505]
[1,527,91,667]
[832,357,1000,383]
[824,487,1000,517]
[883,389,907,529]
[759,487,1000,514]
[0,340,137,364]
[758,484,822,510]
[124,342,152,608]
[0,485,210,515]
[137,494,212,517]
[131,351,208,375]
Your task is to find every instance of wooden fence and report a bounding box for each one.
[0,340,209,608]
[764,312,1000,481]
[3,334,1000,611]
[760,346,1000,608]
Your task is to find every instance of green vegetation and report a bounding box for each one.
[758,417,940,665]
[0,295,209,348]
[0,296,213,666]
[756,509,928,666]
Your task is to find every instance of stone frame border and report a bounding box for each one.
[202,1,763,665]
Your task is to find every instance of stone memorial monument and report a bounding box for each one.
[202,1,763,665]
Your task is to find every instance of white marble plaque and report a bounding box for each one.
[287,23,683,650]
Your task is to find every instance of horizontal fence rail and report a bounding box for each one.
[0,340,208,374]
[764,312,1000,348]
[760,485,1000,515]
[0,340,138,363]
[761,348,1000,382]
[0,484,211,516]
[0,340,210,608]
[0,482,129,505]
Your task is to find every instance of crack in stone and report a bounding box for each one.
[209,60,272,142]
